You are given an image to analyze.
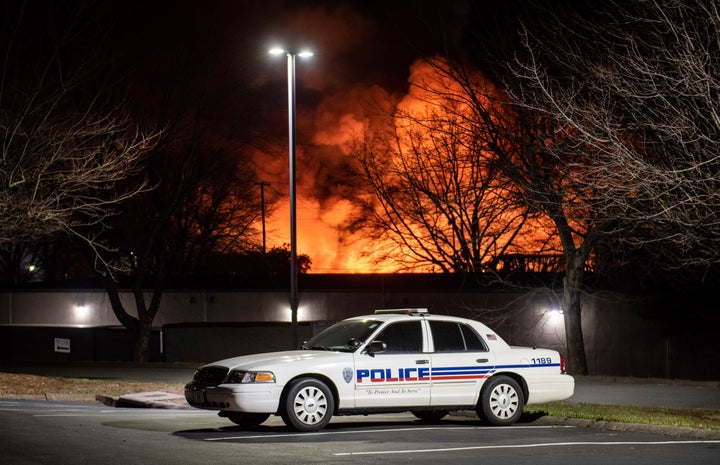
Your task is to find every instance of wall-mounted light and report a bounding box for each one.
[74,303,90,320]
[282,303,309,324]
[546,308,564,325]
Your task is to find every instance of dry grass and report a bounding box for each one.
[526,401,720,431]
[0,372,183,397]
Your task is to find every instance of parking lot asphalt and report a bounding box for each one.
[2,363,720,411]
[571,377,720,410]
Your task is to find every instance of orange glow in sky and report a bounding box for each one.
[255,58,557,273]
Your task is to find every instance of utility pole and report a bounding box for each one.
[258,182,270,254]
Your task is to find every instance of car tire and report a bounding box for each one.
[411,410,449,422]
[226,412,270,427]
[281,378,335,432]
[477,375,524,426]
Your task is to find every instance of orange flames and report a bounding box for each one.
[255,57,558,273]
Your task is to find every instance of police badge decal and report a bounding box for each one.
[343,367,353,383]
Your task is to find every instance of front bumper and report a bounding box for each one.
[185,383,283,413]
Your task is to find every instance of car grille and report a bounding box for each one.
[192,366,229,387]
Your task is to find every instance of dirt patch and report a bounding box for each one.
[0,372,183,397]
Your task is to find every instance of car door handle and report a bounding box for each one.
[415,359,429,365]
[476,358,489,363]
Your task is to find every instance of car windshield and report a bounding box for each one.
[302,319,383,352]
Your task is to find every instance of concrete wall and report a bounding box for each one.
[1,288,716,379]
[0,326,162,364]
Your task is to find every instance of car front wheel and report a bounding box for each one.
[281,378,335,432]
[477,375,524,426]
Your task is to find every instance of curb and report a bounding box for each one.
[96,394,119,407]
[532,415,720,440]
[1,393,97,402]
[96,391,191,410]
[1,392,189,410]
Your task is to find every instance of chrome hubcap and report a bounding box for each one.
[489,383,519,419]
[293,386,327,425]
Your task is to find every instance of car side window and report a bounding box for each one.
[374,321,423,353]
[461,323,488,351]
[430,321,488,352]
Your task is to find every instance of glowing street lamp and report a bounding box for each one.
[269,46,313,347]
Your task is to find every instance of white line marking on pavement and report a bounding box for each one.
[333,440,720,456]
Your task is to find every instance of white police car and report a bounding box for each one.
[184,309,574,431]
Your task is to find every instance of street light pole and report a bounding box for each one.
[286,52,298,334]
[270,47,313,348]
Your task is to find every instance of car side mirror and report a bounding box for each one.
[366,340,387,357]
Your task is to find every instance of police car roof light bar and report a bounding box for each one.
[374,308,429,315]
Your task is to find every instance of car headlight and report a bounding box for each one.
[224,370,276,384]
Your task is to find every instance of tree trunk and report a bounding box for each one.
[102,278,139,332]
[563,251,589,375]
[130,279,164,363]
[133,312,154,363]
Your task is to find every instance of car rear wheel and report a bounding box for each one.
[281,378,335,432]
[477,375,524,426]
[225,412,270,427]
[411,410,449,422]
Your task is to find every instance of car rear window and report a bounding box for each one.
[430,321,488,352]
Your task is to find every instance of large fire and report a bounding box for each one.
[255,58,558,273]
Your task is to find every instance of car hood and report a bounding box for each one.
[204,350,346,371]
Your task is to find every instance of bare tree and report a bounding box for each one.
[89,118,265,362]
[345,57,598,373]
[412,58,603,374]
[1,2,158,258]
[509,0,720,272]
[346,60,557,275]
[444,0,720,374]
